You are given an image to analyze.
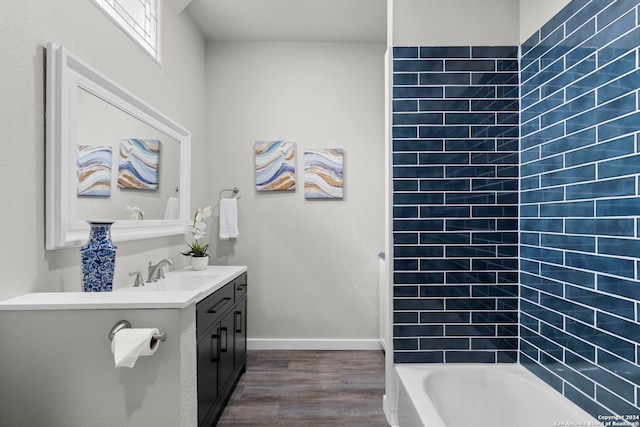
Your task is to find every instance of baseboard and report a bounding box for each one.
[247,338,383,351]
[383,394,397,427]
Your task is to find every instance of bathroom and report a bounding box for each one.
[1,0,639,426]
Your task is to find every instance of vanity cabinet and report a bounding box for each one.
[197,272,248,426]
[0,265,247,427]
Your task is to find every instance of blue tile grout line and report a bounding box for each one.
[392,0,640,420]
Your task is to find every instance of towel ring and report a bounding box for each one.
[219,187,241,199]
[108,320,167,342]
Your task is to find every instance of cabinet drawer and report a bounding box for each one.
[234,273,247,301]
[197,283,234,335]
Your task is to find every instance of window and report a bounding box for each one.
[92,0,160,63]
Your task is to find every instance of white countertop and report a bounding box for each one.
[0,265,247,310]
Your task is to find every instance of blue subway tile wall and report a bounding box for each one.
[392,45,519,364]
[520,0,640,419]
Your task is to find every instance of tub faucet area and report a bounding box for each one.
[147,258,175,283]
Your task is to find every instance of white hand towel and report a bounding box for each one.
[164,197,180,220]
[219,198,239,240]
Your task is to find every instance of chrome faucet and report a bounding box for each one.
[147,258,175,282]
[129,270,144,287]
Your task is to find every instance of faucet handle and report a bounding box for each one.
[129,270,144,287]
[158,266,166,279]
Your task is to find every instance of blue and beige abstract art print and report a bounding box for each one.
[255,140,296,191]
[304,148,344,199]
[118,138,160,190]
[77,145,112,197]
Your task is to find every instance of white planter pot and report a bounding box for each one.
[191,256,209,271]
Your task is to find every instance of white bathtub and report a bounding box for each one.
[395,364,599,427]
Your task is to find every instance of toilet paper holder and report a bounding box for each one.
[108,320,167,342]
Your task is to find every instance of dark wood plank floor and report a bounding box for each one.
[217,350,388,427]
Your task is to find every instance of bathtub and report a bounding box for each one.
[395,364,599,427]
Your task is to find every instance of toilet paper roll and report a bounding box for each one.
[111,328,160,368]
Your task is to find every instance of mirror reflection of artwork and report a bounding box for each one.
[304,149,344,199]
[255,140,296,191]
[47,44,190,249]
[77,145,112,197]
[118,138,160,190]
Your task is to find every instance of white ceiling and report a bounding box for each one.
[185,0,387,43]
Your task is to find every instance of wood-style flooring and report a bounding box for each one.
[216,350,388,427]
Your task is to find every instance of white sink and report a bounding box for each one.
[119,273,221,292]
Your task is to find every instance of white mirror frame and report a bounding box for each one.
[45,43,191,249]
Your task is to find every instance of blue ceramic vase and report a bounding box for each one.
[80,221,117,292]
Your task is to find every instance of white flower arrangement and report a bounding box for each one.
[182,206,212,257]
[125,205,144,220]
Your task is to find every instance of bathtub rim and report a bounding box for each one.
[395,364,447,427]
[394,363,599,427]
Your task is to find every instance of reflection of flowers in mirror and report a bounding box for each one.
[183,206,212,257]
[125,205,144,220]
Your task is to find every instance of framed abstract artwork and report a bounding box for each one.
[77,145,112,197]
[304,148,344,199]
[255,140,296,191]
[118,138,160,190]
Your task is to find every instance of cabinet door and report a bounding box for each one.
[197,284,234,341]
[219,310,235,392]
[234,298,247,369]
[197,325,220,424]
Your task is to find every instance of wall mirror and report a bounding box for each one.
[45,43,191,249]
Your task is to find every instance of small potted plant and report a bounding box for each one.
[182,205,212,270]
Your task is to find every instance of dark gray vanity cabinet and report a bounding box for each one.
[197,272,248,426]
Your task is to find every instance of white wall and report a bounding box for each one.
[0,1,207,300]
[520,0,572,43]
[0,2,204,425]
[393,0,520,46]
[205,42,386,347]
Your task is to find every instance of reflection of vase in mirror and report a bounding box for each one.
[80,221,117,292]
[75,87,181,221]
